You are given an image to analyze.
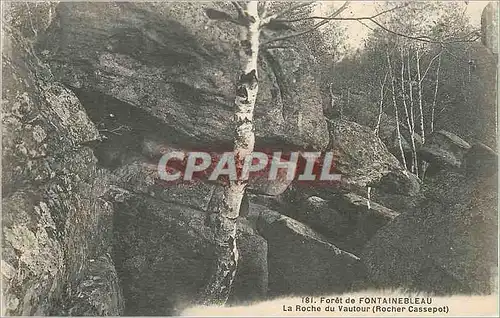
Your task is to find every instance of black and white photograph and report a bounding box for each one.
[1,1,498,316]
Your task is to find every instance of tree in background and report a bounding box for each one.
[326,1,482,178]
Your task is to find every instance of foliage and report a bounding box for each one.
[325,1,491,152]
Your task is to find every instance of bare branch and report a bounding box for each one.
[268,1,479,46]
[368,19,480,44]
[261,1,350,47]
[440,39,480,64]
[369,19,441,43]
[99,125,131,136]
[273,2,408,23]
[358,20,375,32]
[265,45,294,50]
[386,45,408,170]
[419,49,443,83]
[259,2,270,19]
[415,47,426,143]
[262,2,315,25]
[370,2,410,19]
[232,1,245,19]
[374,70,389,136]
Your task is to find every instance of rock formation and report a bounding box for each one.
[1,2,497,316]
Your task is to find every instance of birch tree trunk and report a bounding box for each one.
[201,1,260,306]
[416,47,425,144]
[374,70,388,136]
[430,53,441,133]
[400,48,418,176]
[407,51,416,138]
[386,47,407,170]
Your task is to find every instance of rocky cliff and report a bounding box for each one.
[2,3,123,315]
[1,2,497,316]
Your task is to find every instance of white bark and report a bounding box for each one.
[202,1,260,306]
[419,50,443,83]
[406,51,421,177]
[400,48,418,176]
[416,47,425,144]
[430,53,441,133]
[386,47,407,170]
[367,186,372,210]
[374,70,388,136]
[407,51,415,134]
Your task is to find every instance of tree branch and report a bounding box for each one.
[358,19,375,32]
[273,2,408,24]
[360,19,480,44]
[98,125,131,136]
[261,1,350,46]
[258,2,270,19]
[261,2,315,25]
[430,53,442,133]
[265,45,294,50]
[419,49,443,83]
[360,19,478,44]
[374,69,389,136]
[268,1,480,46]
[232,1,245,19]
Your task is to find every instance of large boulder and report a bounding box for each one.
[246,157,294,196]
[280,193,399,253]
[2,4,122,315]
[112,158,216,211]
[481,1,499,55]
[463,142,498,177]
[361,166,498,295]
[368,187,422,214]
[255,204,365,297]
[112,148,292,209]
[418,130,471,170]
[36,2,329,151]
[112,194,268,315]
[327,119,420,195]
[272,120,421,232]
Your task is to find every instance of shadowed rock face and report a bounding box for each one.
[279,192,399,254]
[60,254,125,316]
[2,3,122,315]
[327,119,420,193]
[112,194,268,316]
[269,119,421,255]
[255,204,366,297]
[481,1,499,55]
[36,2,329,152]
[419,130,471,169]
[361,158,498,295]
[463,142,498,177]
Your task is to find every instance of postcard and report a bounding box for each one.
[1,1,498,316]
